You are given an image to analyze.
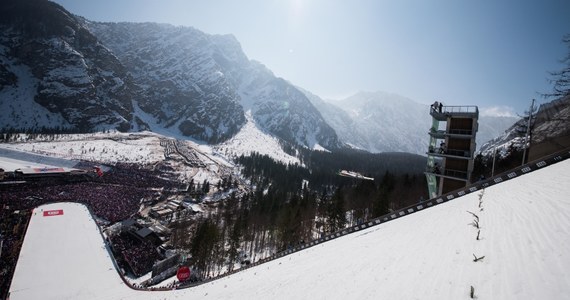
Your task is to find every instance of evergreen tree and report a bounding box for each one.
[327,188,346,232]
[372,186,390,218]
[202,179,210,193]
[190,218,220,276]
[227,217,242,271]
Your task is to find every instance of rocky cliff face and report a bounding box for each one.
[87,21,340,148]
[0,0,134,132]
[0,0,340,149]
[85,22,246,143]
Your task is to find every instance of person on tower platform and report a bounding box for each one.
[431,101,439,112]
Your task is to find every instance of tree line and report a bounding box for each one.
[173,149,428,277]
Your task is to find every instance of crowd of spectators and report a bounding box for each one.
[0,207,30,299]
[1,181,149,223]
[0,162,179,297]
[160,139,176,158]
[174,140,206,167]
[103,162,178,190]
[160,138,206,168]
[109,232,162,277]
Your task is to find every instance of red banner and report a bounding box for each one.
[43,209,64,217]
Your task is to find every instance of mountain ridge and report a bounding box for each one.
[0,0,341,150]
[0,0,521,155]
[307,90,519,155]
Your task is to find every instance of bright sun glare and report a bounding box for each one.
[289,0,306,20]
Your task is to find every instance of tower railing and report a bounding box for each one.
[430,105,479,118]
[441,105,478,114]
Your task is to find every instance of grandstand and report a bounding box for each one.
[160,138,206,168]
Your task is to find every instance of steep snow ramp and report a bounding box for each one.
[9,159,570,299]
[8,203,131,300]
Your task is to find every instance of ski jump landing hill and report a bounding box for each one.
[8,149,570,299]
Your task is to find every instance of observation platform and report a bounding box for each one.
[426,148,474,159]
[425,167,469,182]
[429,105,479,121]
[428,129,475,139]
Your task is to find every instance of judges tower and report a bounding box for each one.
[425,103,479,198]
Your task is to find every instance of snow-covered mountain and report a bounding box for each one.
[83,21,247,143]
[532,96,570,144]
[86,21,339,149]
[1,0,522,155]
[0,0,340,150]
[0,0,135,132]
[477,114,521,150]
[302,89,368,150]
[307,91,518,155]
[330,91,430,154]
[479,95,570,158]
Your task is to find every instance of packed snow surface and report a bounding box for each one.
[9,159,570,299]
[0,132,165,166]
[9,204,130,299]
[214,111,301,165]
[0,148,78,171]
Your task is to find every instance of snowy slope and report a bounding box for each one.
[0,132,165,166]
[0,56,71,130]
[214,111,301,165]
[478,115,520,150]
[0,131,300,190]
[479,96,570,157]
[9,156,570,299]
[531,95,570,143]
[0,148,78,171]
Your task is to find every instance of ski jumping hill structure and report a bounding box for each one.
[8,150,570,299]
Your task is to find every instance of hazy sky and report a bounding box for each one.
[52,0,570,116]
